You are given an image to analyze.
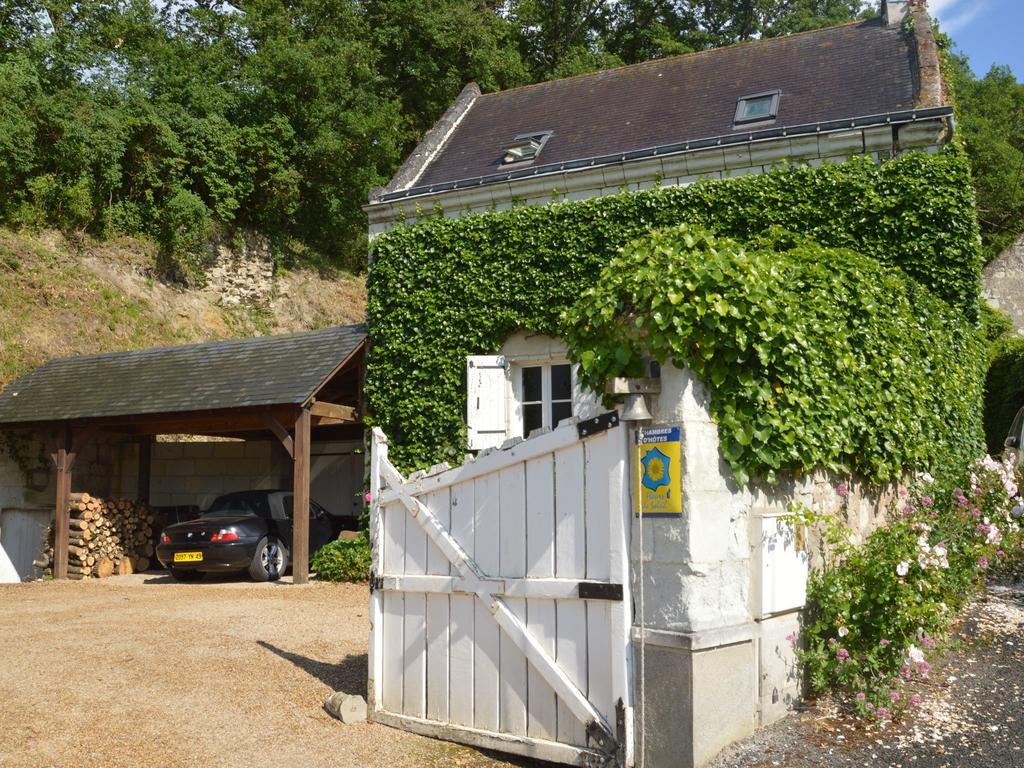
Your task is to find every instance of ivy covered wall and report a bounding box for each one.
[367,151,983,473]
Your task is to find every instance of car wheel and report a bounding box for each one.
[249,537,288,582]
[168,567,204,583]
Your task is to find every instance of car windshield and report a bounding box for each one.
[204,495,265,518]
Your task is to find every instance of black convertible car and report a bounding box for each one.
[156,490,355,582]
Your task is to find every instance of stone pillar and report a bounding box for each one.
[631,364,758,767]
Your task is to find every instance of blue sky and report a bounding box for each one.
[930,0,1024,78]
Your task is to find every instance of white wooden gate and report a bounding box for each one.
[369,414,634,767]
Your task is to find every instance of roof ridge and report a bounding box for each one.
[477,17,878,100]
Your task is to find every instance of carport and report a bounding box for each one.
[0,324,366,583]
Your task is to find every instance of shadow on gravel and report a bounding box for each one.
[258,641,368,696]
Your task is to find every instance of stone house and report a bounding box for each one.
[983,234,1024,333]
[364,2,950,767]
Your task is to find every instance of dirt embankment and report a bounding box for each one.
[0,228,366,386]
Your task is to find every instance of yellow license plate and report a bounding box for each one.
[173,552,203,563]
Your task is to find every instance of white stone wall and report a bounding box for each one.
[633,363,893,740]
[149,440,287,510]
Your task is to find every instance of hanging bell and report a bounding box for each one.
[621,392,652,422]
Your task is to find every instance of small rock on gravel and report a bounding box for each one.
[325,691,367,724]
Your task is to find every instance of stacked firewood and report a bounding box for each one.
[35,493,157,580]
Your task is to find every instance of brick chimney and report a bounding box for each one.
[883,1,911,26]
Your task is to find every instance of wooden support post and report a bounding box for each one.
[137,436,152,504]
[50,428,75,580]
[292,407,312,584]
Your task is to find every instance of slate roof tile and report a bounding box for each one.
[415,18,917,188]
[0,324,367,425]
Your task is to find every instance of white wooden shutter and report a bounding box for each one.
[466,355,509,450]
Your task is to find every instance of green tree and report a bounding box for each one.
[363,0,528,145]
[950,56,1024,261]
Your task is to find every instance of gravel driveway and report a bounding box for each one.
[709,585,1024,768]
[0,575,531,768]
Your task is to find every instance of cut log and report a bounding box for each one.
[94,558,114,578]
[117,558,134,576]
[133,556,150,572]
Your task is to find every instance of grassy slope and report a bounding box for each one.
[0,228,366,386]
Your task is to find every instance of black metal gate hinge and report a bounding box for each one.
[577,411,620,439]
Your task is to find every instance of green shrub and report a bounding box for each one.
[984,337,1024,453]
[565,225,985,484]
[311,534,372,582]
[368,151,983,471]
[790,456,1024,721]
[157,188,212,285]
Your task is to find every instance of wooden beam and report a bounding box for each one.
[292,407,312,584]
[50,427,73,580]
[262,415,294,459]
[309,401,357,422]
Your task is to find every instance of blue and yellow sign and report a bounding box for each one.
[636,426,683,517]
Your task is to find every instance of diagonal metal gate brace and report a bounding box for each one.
[377,451,618,755]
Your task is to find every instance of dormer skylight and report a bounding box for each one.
[501,131,552,166]
[734,90,781,127]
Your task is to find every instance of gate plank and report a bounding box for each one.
[526,455,558,741]
[449,481,476,728]
[425,490,451,722]
[554,444,588,747]
[404,491,428,720]
[381,501,407,714]
[382,591,405,713]
[498,464,528,736]
[474,472,501,732]
[584,434,615,726]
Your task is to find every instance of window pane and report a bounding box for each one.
[551,364,572,400]
[741,96,773,119]
[523,403,543,436]
[522,366,543,402]
[551,400,573,427]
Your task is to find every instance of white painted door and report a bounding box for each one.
[369,415,633,767]
[0,508,50,581]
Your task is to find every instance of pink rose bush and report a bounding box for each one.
[789,454,1024,724]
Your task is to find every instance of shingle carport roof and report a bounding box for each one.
[0,324,367,427]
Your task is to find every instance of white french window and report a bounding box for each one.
[512,361,574,438]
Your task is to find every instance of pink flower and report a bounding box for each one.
[918,661,931,676]
[972,508,982,519]
[364,491,372,503]
[786,632,798,644]
[901,665,913,681]
[865,702,874,711]
[890,691,901,703]
[836,648,851,663]
[910,694,922,707]
[875,707,890,720]
[836,482,850,499]
[856,692,866,701]
[899,489,908,498]
[997,549,1006,559]
[880,638,890,647]
[922,634,935,649]
[978,557,989,570]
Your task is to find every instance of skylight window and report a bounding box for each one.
[734,90,781,127]
[501,131,552,166]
